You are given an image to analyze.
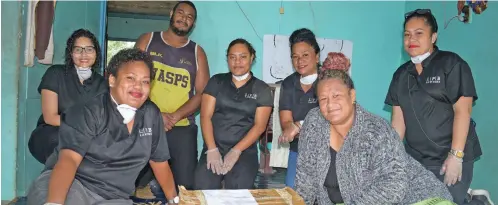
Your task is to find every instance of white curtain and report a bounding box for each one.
[269,85,290,168]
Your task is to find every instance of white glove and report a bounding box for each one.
[440,154,463,186]
[206,148,224,175]
[222,149,242,175]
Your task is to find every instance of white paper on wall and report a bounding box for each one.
[262,34,353,84]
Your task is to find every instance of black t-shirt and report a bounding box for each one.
[37,65,107,125]
[279,72,318,152]
[324,147,343,204]
[385,47,481,165]
[203,73,273,154]
[44,92,170,199]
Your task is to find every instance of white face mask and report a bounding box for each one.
[232,72,250,81]
[110,95,137,124]
[75,66,92,81]
[300,73,318,85]
[410,52,431,64]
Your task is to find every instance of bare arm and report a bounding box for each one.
[391,106,406,140]
[135,33,152,51]
[150,161,177,201]
[174,46,210,119]
[451,96,473,151]
[200,94,217,150]
[279,110,295,131]
[41,89,60,126]
[46,149,83,204]
[234,107,273,152]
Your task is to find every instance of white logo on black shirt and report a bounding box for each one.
[308,98,317,104]
[139,128,152,137]
[426,76,441,84]
[245,93,258,100]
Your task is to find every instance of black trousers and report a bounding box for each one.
[193,148,259,190]
[136,124,198,190]
[425,160,474,205]
[28,124,59,164]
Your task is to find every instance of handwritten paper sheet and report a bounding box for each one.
[262,34,353,84]
[202,189,258,205]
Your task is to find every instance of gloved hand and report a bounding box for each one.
[440,154,463,186]
[222,149,242,175]
[206,148,223,175]
[278,122,300,144]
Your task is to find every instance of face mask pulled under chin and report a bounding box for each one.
[300,73,318,85]
[410,52,431,64]
[233,72,250,81]
[75,66,92,81]
[110,95,137,124]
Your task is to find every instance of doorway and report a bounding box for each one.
[104,1,173,66]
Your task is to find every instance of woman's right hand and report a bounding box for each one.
[279,122,300,144]
[206,148,224,175]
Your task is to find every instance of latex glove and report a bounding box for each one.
[440,154,463,186]
[222,149,242,175]
[206,148,224,175]
[278,122,300,144]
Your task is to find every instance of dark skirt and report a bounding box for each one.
[28,123,59,164]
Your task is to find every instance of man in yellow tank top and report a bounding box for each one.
[134,1,210,200]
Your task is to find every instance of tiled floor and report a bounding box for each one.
[8,168,287,205]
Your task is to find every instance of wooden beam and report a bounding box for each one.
[107,1,177,17]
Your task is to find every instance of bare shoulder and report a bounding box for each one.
[135,32,153,51]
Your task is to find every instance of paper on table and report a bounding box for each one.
[202,189,258,205]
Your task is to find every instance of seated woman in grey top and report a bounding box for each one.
[295,69,453,205]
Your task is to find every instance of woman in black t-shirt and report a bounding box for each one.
[28,29,107,164]
[278,28,320,188]
[193,39,273,189]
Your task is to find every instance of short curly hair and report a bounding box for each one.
[321,52,351,72]
[106,48,154,79]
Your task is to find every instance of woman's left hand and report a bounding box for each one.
[222,149,242,175]
[279,123,300,144]
[440,154,463,186]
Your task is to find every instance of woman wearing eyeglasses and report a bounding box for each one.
[28,29,107,164]
[385,9,481,204]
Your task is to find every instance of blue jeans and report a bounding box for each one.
[285,151,298,188]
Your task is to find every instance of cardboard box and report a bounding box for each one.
[178,186,305,205]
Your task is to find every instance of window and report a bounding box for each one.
[106,40,135,66]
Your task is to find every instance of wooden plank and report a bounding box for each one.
[107,1,177,16]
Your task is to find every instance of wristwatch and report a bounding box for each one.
[449,149,465,159]
[168,196,180,204]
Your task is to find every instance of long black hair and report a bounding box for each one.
[64,29,102,70]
